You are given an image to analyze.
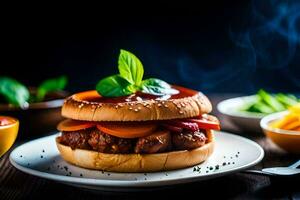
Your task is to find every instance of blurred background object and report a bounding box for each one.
[1,0,299,95]
[0,116,19,157]
[0,77,68,139]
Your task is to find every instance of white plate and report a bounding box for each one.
[217,96,267,133]
[10,131,264,191]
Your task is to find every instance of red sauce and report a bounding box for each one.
[81,86,199,103]
[0,116,16,126]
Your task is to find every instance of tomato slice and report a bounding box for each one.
[166,121,199,132]
[57,119,96,131]
[186,118,220,130]
[97,122,157,138]
[161,124,183,133]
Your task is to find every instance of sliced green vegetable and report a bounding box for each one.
[242,89,299,114]
[257,89,285,112]
[275,93,298,107]
[247,101,274,114]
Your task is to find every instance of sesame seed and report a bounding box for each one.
[138,107,141,110]
[179,111,184,114]
[129,107,133,110]
[134,109,139,112]
[157,104,162,107]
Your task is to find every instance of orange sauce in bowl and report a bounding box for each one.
[0,116,19,157]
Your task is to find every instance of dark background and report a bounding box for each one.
[1,0,300,94]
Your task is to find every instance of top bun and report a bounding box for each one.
[62,86,212,121]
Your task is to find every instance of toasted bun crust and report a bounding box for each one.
[56,130,214,172]
[62,86,212,122]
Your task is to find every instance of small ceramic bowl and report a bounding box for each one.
[217,96,267,133]
[260,111,300,154]
[0,116,19,157]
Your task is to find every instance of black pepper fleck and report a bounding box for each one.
[232,162,235,164]
[230,157,233,159]
[165,173,168,176]
[20,155,23,157]
[238,152,240,154]
[206,171,209,173]
[27,163,30,166]
[144,173,147,176]
[209,167,213,170]
[227,162,230,165]
[222,162,226,166]
[144,178,147,180]
[80,174,83,177]
[40,155,43,158]
[223,156,226,158]
[64,166,68,171]
[42,150,45,153]
[107,173,111,176]
[69,172,72,175]
[215,165,220,170]
[101,171,104,174]
[57,165,60,168]
[235,155,239,157]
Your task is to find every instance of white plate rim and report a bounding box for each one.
[217,95,267,119]
[10,132,264,188]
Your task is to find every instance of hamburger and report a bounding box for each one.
[56,50,220,172]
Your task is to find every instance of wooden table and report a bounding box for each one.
[1,95,300,200]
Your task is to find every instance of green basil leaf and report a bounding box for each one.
[96,75,136,97]
[36,76,68,101]
[0,77,30,107]
[118,49,144,85]
[141,78,179,96]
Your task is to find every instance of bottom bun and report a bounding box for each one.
[56,130,215,172]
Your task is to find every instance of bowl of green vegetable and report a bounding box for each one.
[0,76,68,139]
[217,89,300,133]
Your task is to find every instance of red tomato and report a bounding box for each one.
[161,124,183,133]
[186,118,220,130]
[165,121,199,132]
